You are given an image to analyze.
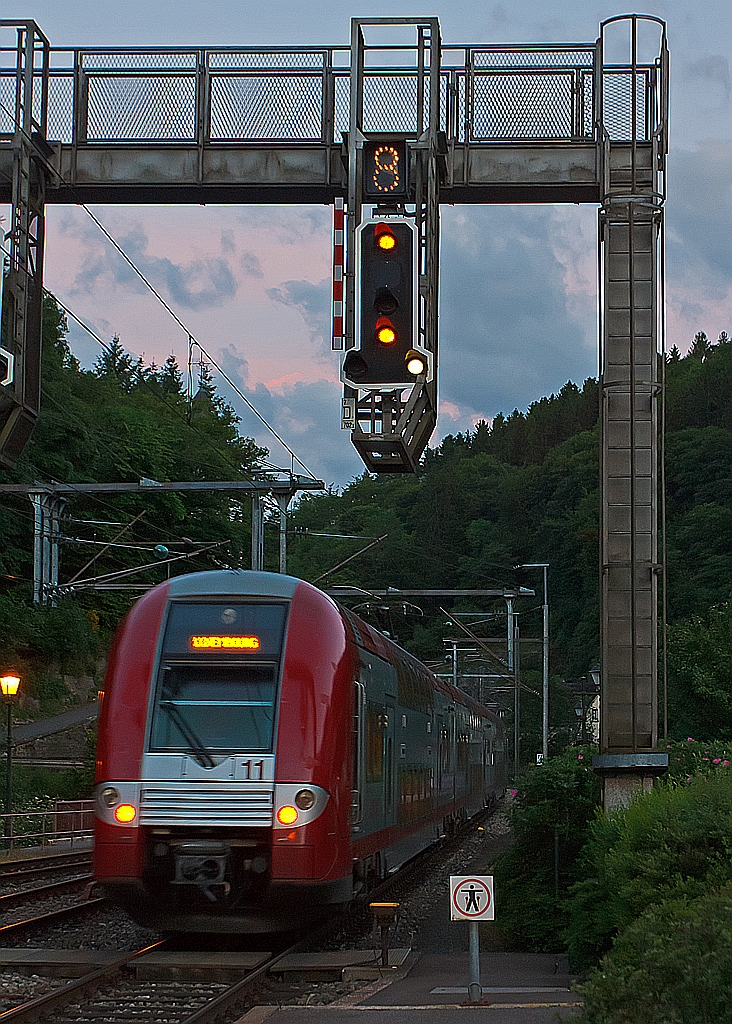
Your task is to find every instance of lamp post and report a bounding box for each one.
[1,673,20,839]
[519,563,549,762]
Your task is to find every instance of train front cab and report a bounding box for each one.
[94,572,355,933]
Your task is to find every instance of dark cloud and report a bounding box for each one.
[62,216,241,311]
[682,55,731,99]
[666,141,732,315]
[217,376,362,487]
[217,343,250,387]
[239,252,264,278]
[266,278,331,358]
[438,206,595,421]
[233,206,330,245]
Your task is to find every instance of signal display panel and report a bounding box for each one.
[363,140,408,198]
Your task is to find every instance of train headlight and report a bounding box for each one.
[114,803,137,824]
[101,786,120,807]
[295,789,315,811]
[276,805,298,825]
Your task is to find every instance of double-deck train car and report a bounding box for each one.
[94,571,507,932]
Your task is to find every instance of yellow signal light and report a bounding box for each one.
[374,224,397,251]
[375,317,397,345]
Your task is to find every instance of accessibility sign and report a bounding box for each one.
[450,875,494,921]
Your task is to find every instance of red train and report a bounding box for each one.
[94,571,507,933]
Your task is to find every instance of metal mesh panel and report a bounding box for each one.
[334,71,449,141]
[332,74,447,138]
[333,72,349,141]
[0,75,16,132]
[47,74,73,142]
[471,72,573,139]
[473,48,594,68]
[439,72,448,133]
[208,50,324,70]
[603,71,648,140]
[32,74,44,132]
[210,74,323,141]
[582,69,594,137]
[87,74,196,141]
[363,75,420,133]
[82,52,197,70]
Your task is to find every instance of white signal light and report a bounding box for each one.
[405,350,427,376]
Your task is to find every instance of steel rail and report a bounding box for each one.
[0,897,107,941]
[0,940,166,1023]
[0,875,93,910]
[180,942,309,1024]
[0,856,92,882]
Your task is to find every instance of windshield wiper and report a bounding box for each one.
[159,700,217,769]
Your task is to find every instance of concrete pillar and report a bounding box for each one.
[600,198,660,755]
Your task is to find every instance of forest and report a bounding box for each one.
[3,299,732,1019]
[2,299,732,754]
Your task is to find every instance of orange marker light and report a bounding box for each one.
[114,804,137,824]
[276,805,299,825]
[375,317,397,345]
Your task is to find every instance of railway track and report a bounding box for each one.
[0,876,94,910]
[0,898,108,942]
[0,938,308,1023]
[0,853,92,886]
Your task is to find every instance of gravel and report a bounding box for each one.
[1,886,98,927]
[0,972,59,1013]
[10,906,160,950]
[1,870,91,896]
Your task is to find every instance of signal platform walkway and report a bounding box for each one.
[238,951,582,1023]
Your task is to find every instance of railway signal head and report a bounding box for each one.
[343,217,432,389]
[363,140,408,199]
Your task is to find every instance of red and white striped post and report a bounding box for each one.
[332,197,345,350]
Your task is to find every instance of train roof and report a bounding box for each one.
[166,569,302,600]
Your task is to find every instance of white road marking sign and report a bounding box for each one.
[450,875,494,921]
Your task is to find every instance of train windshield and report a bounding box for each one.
[149,600,287,755]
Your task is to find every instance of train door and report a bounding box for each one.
[351,681,365,833]
[383,701,396,827]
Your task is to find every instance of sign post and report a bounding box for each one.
[450,875,494,1002]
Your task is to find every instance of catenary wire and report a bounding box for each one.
[0,93,317,482]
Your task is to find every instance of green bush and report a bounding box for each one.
[567,770,732,971]
[578,882,732,1024]
[1,761,94,809]
[662,737,732,784]
[493,745,601,951]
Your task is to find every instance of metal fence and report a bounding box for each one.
[0,38,662,147]
[0,799,94,853]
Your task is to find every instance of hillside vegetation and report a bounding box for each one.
[0,295,264,713]
[3,305,732,751]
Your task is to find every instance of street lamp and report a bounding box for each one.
[1,673,20,839]
[518,563,549,762]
